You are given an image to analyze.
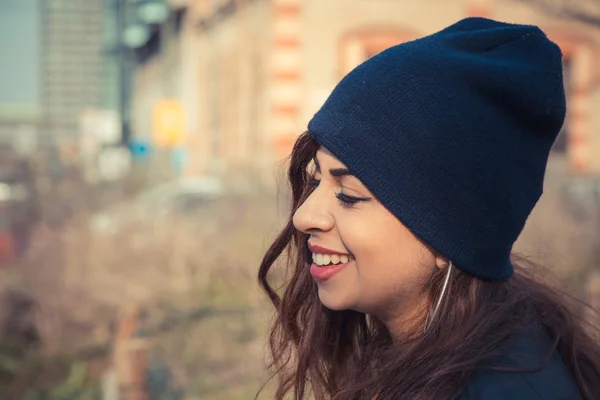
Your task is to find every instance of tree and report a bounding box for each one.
[517,0,600,28]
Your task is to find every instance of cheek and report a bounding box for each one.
[338,211,416,265]
[337,212,431,291]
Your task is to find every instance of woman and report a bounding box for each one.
[258,17,600,399]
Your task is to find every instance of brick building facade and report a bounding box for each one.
[131,0,600,181]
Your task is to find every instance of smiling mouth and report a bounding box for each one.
[309,253,353,281]
[311,252,354,266]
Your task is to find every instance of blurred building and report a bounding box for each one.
[128,0,600,182]
[0,0,109,154]
[41,0,106,145]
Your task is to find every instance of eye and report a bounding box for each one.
[307,177,320,188]
[336,192,369,208]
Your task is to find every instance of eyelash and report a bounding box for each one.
[307,178,368,208]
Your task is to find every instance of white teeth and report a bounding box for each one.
[312,252,351,266]
[316,254,324,265]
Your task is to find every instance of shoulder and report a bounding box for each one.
[458,360,582,400]
[458,328,582,400]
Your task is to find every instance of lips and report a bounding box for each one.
[309,261,350,281]
[307,242,352,281]
[307,243,346,255]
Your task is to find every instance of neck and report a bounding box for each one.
[378,297,428,342]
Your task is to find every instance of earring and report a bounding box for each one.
[423,260,454,333]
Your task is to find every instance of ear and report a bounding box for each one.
[435,255,450,270]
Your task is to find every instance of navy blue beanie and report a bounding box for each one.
[307,17,566,280]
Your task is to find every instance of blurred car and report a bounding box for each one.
[90,176,225,237]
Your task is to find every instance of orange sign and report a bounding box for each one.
[274,135,297,155]
[152,99,186,148]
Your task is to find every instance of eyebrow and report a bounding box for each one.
[312,157,355,177]
[329,168,354,177]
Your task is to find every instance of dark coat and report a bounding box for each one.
[458,327,583,400]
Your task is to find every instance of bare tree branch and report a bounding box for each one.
[70,306,256,361]
[518,0,600,28]
[7,305,258,378]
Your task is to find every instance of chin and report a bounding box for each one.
[316,285,357,311]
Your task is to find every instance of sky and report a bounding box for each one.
[0,0,41,111]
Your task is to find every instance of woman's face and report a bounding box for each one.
[293,147,437,326]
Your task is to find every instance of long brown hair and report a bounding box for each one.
[257,132,600,400]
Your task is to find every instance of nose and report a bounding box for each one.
[293,187,335,234]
